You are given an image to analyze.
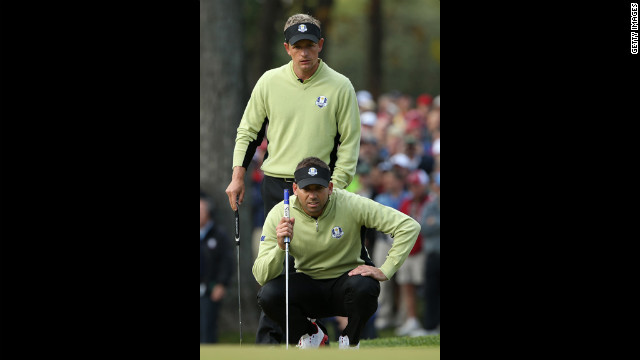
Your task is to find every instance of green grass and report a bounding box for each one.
[201,335,439,360]
[361,334,439,347]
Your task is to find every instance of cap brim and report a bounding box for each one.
[289,34,319,44]
[296,178,329,189]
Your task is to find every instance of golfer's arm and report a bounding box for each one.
[358,197,420,280]
[252,210,286,285]
[252,242,286,286]
[233,81,267,169]
[378,216,420,280]
[331,87,361,189]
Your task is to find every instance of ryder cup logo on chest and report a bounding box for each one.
[298,24,307,32]
[315,96,328,108]
[331,226,344,239]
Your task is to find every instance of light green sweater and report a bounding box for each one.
[252,188,420,285]
[232,60,361,189]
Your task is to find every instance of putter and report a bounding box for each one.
[234,202,242,346]
[283,189,291,349]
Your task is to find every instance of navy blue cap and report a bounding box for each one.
[284,23,321,44]
[294,166,330,188]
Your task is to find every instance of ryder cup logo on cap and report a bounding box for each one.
[284,22,321,44]
[294,165,331,188]
[316,96,328,108]
[331,226,344,239]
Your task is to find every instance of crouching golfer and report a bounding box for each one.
[253,157,420,349]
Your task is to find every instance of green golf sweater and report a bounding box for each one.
[252,189,420,285]
[232,60,361,189]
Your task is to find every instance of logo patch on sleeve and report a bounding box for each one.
[331,226,344,239]
[260,235,265,241]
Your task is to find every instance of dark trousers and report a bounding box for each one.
[423,252,440,330]
[256,175,295,344]
[257,271,380,345]
[200,295,221,343]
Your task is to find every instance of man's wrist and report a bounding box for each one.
[232,166,246,179]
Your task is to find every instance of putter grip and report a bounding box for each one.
[283,189,290,244]
[234,203,240,245]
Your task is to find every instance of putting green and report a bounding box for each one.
[200,345,440,360]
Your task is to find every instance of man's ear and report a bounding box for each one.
[317,38,324,52]
[292,182,298,195]
[328,181,333,195]
[284,42,290,56]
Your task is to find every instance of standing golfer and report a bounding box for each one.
[225,13,361,344]
[253,157,420,349]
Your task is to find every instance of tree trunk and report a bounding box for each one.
[313,0,334,63]
[368,0,382,100]
[251,0,283,87]
[200,0,257,335]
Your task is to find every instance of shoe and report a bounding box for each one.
[423,328,440,336]
[296,322,328,349]
[408,328,430,337]
[338,335,360,349]
[395,317,421,336]
[374,317,391,330]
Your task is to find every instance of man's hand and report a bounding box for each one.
[211,284,226,302]
[225,166,246,211]
[348,265,389,281]
[276,217,295,250]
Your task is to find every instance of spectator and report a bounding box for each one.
[395,170,431,337]
[359,134,381,168]
[357,90,377,113]
[250,140,268,261]
[405,135,434,175]
[420,171,440,335]
[360,111,378,140]
[416,93,433,119]
[372,167,410,331]
[200,191,234,343]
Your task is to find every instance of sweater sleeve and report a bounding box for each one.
[355,193,420,280]
[232,75,268,169]
[252,203,287,285]
[331,82,361,189]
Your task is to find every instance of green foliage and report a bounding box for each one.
[327,0,440,97]
[242,0,440,98]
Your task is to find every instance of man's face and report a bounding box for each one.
[284,38,324,74]
[409,182,427,199]
[293,182,333,217]
[383,171,404,193]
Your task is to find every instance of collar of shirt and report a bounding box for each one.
[289,59,324,84]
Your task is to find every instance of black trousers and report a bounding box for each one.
[256,175,295,344]
[258,271,380,345]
